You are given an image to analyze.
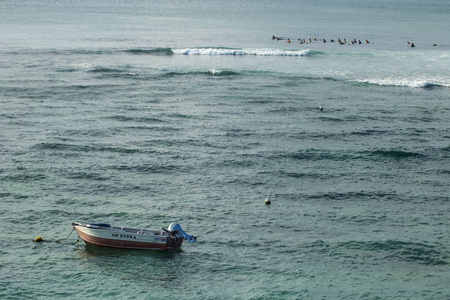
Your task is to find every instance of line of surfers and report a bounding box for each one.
[272,36,370,45]
[272,36,437,47]
[406,41,436,47]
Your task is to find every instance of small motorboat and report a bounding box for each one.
[72,222,196,250]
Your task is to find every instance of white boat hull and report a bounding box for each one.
[73,223,184,250]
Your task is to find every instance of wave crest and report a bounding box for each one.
[172,47,311,56]
[123,48,174,56]
[209,69,239,76]
[354,78,448,88]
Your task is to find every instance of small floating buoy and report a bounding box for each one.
[33,237,43,242]
[319,106,323,111]
[264,198,271,205]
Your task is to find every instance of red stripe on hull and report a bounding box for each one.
[74,227,183,250]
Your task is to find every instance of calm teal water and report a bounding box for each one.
[1,0,449,299]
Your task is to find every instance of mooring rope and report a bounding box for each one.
[56,225,75,243]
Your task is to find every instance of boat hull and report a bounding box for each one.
[74,224,183,250]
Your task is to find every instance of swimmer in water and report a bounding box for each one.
[411,43,415,47]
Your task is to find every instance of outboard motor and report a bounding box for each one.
[168,222,197,242]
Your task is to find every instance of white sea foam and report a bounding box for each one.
[354,78,448,88]
[173,48,310,56]
[73,63,98,69]
[210,68,225,75]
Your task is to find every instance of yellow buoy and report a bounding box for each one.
[33,237,43,242]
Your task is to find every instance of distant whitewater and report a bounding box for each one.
[122,47,314,57]
[172,47,312,56]
[353,78,448,88]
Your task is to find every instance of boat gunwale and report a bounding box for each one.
[73,222,168,237]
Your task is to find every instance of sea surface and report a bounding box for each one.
[1,0,449,299]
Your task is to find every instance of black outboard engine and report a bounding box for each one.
[168,223,197,242]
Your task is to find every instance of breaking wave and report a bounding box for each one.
[7,47,315,57]
[353,78,448,88]
[172,47,313,56]
[209,69,239,76]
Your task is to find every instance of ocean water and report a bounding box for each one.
[1,0,449,299]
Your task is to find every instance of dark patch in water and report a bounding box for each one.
[370,149,425,159]
[2,172,48,183]
[309,191,398,202]
[338,240,447,265]
[110,164,189,174]
[123,48,174,56]
[32,143,142,154]
[89,66,127,73]
[107,115,165,123]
